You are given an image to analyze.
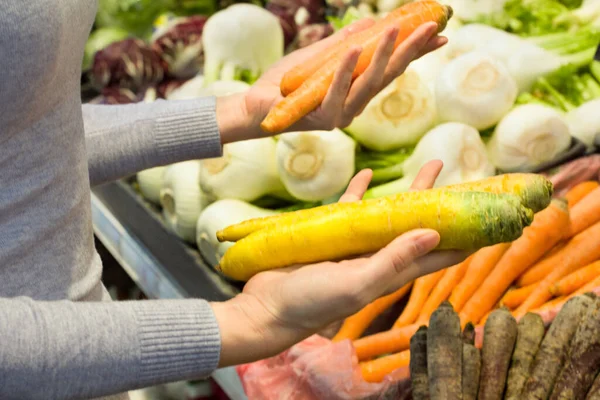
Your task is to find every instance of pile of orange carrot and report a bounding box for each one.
[331,180,600,383]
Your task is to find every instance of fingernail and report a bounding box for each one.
[413,230,440,255]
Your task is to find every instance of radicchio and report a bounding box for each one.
[90,38,166,91]
[266,0,328,48]
[152,15,208,80]
[296,23,334,49]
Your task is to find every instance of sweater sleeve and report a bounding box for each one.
[0,297,221,400]
[82,96,223,186]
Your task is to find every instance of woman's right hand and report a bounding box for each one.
[211,160,470,367]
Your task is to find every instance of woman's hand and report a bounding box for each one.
[212,160,470,367]
[216,19,448,144]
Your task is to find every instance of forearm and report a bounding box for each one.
[0,297,220,400]
[211,294,313,367]
[83,97,222,186]
[215,94,264,145]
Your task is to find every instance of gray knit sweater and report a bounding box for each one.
[0,1,224,399]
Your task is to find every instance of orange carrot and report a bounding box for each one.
[568,186,600,237]
[478,309,493,326]
[279,1,452,97]
[393,270,445,328]
[531,275,600,316]
[517,249,563,287]
[514,220,600,318]
[459,199,570,325]
[354,323,421,361]
[280,18,383,96]
[565,181,599,207]
[332,282,412,342]
[533,296,567,314]
[415,260,470,323]
[360,350,411,382]
[449,243,511,312]
[550,260,600,296]
[261,1,453,133]
[501,284,536,309]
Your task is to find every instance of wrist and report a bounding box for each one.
[216,94,263,145]
[211,294,312,367]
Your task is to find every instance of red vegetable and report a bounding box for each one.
[90,38,166,91]
[152,16,207,79]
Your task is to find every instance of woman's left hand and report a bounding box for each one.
[217,19,447,143]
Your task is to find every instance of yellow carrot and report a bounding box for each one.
[332,282,412,342]
[218,173,552,243]
[218,191,534,281]
[261,1,453,133]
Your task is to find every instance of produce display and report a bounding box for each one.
[83,0,600,397]
[84,0,600,267]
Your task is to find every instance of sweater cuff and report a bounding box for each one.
[154,96,223,163]
[133,299,221,383]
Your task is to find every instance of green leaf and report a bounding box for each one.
[327,6,361,31]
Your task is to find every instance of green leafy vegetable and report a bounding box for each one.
[96,0,216,39]
[476,0,582,36]
[327,6,362,31]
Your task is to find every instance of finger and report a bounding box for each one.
[409,160,443,191]
[358,229,441,295]
[414,36,448,61]
[338,169,374,203]
[343,27,398,117]
[385,249,472,295]
[382,22,438,87]
[319,46,362,121]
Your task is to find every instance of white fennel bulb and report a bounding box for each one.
[166,75,205,100]
[566,99,600,148]
[407,19,462,89]
[196,199,278,260]
[137,166,167,205]
[443,24,568,92]
[487,104,572,172]
[365,122,495,197]
[435,52,518,130]
[202,4,284,83]
[160,161,213,243]
[276,129,356,202]
[200,137,285,201]
[345,69,437,151]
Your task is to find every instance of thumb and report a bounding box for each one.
[365,229,440,282]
